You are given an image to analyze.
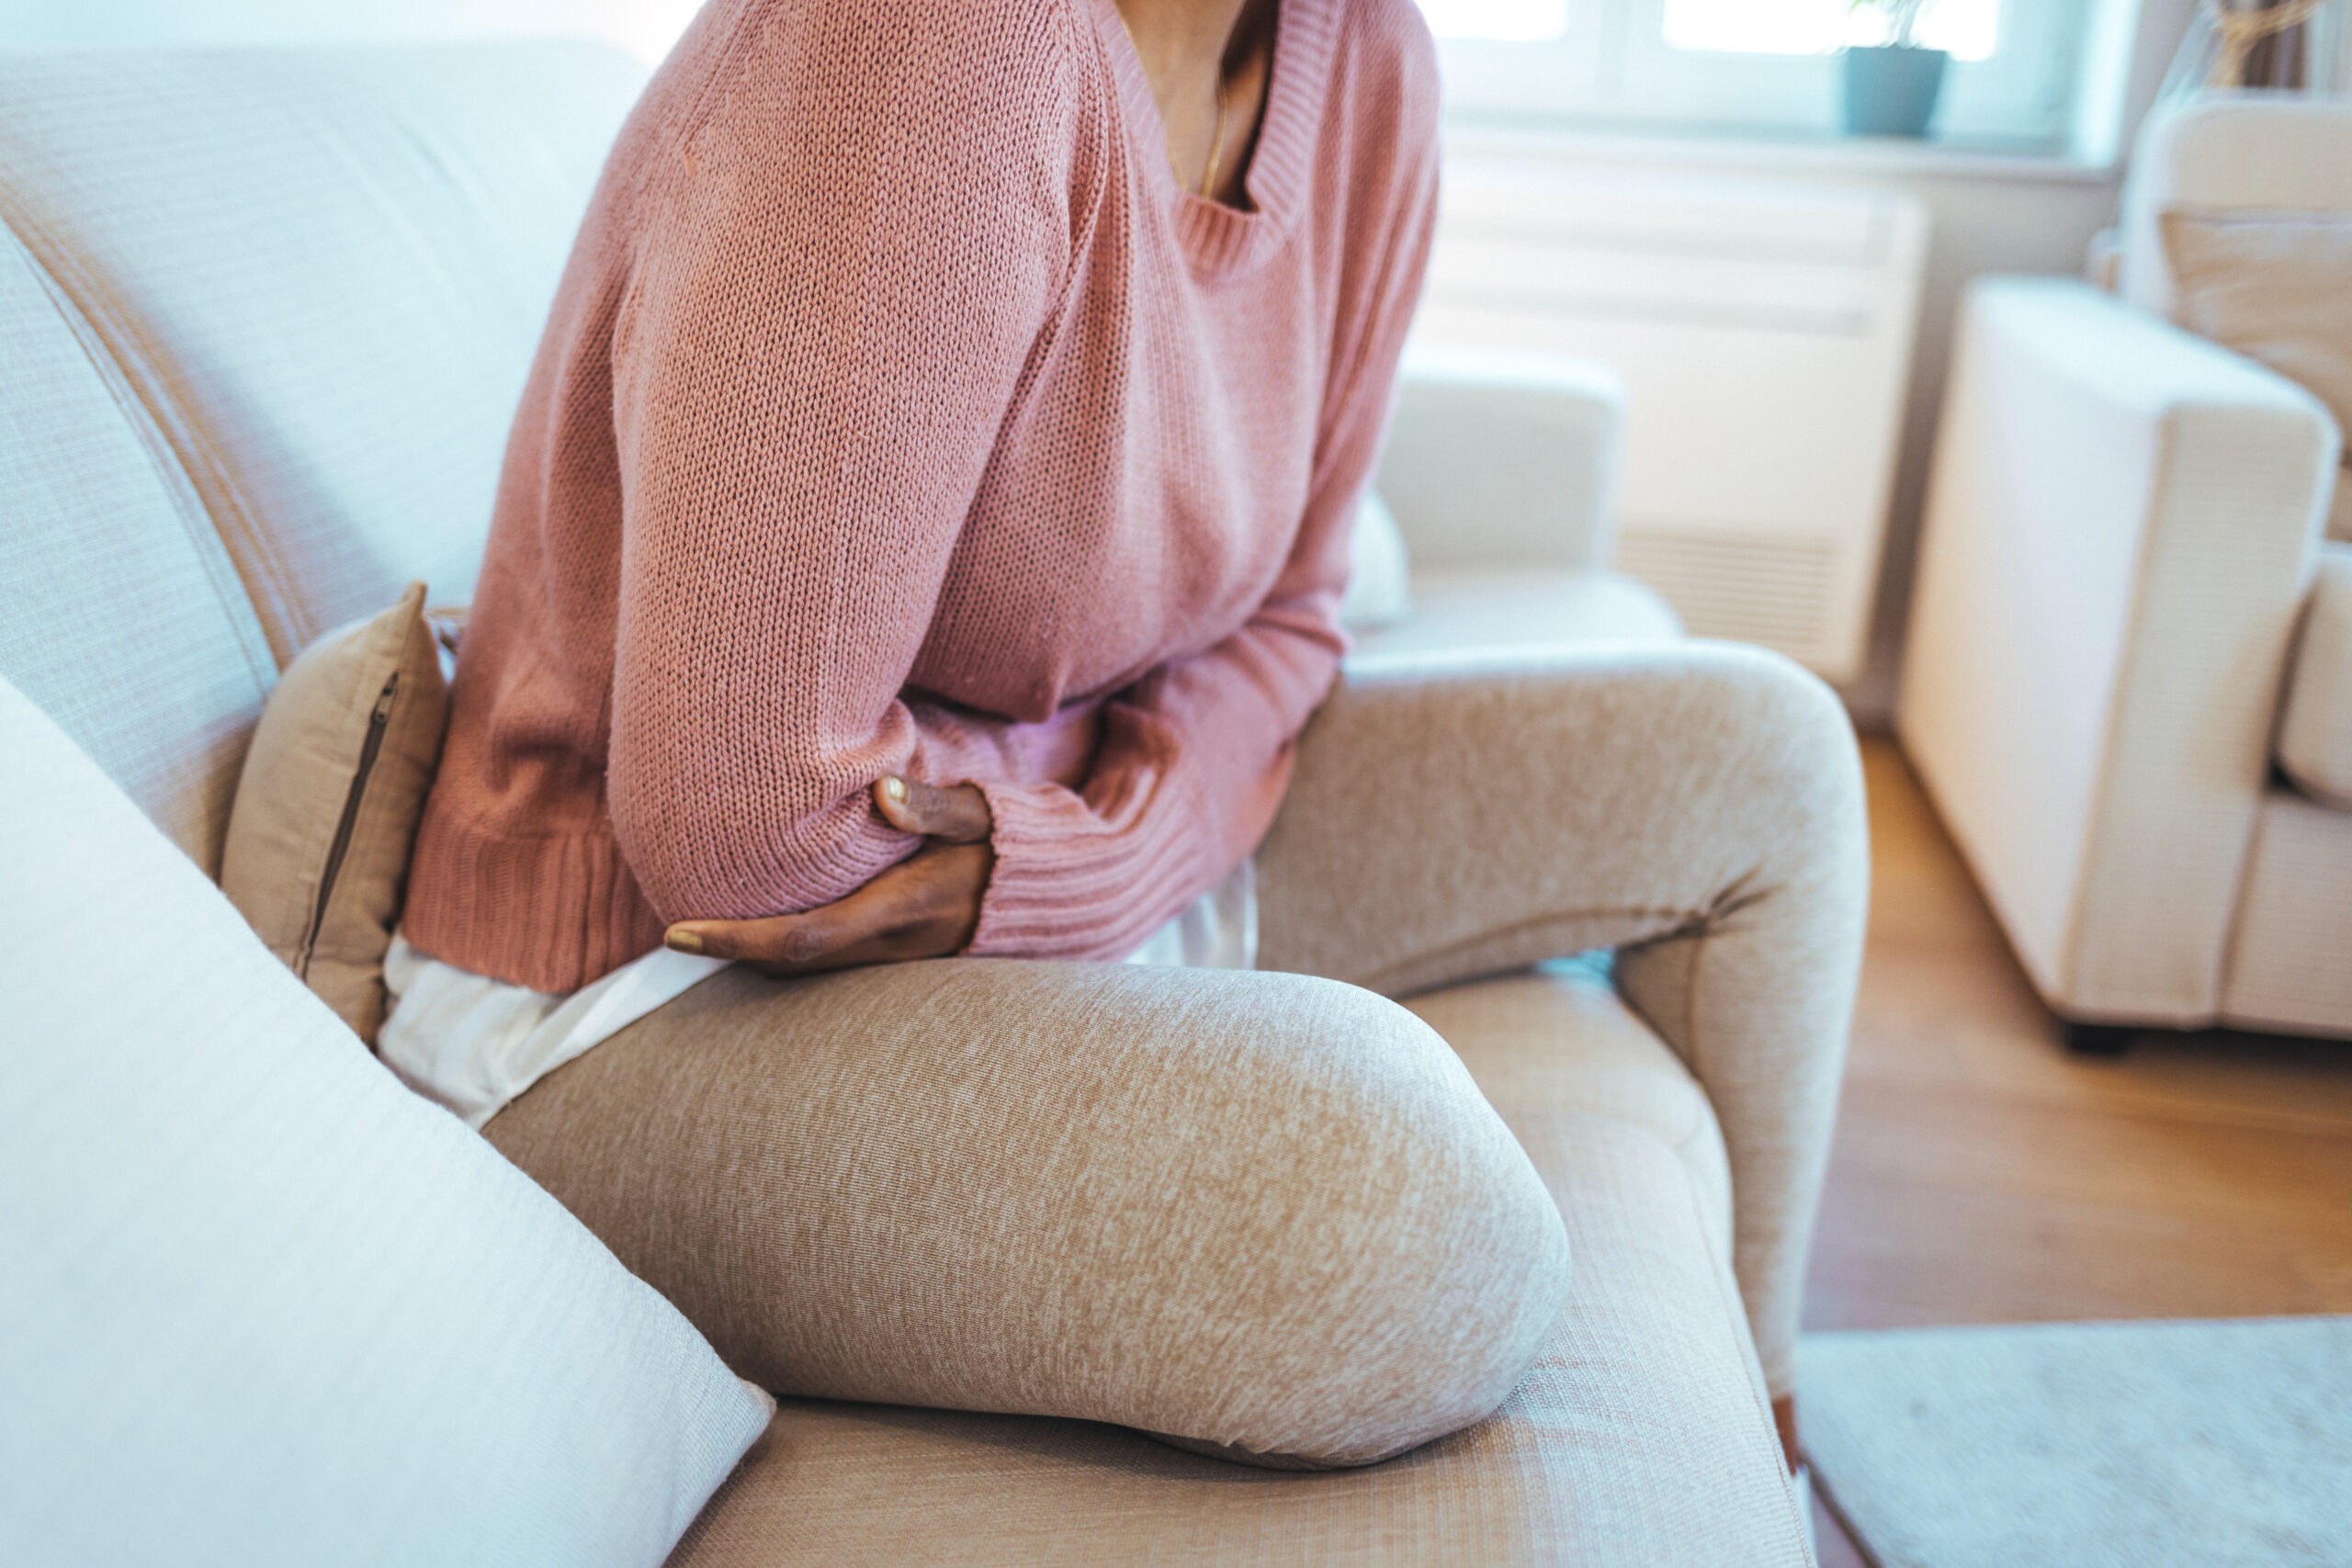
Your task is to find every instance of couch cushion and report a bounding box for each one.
[664,964,1808,1567]
[2120,96,2352,321]
[0,674,772,1566]
[2163,208,2352,544]
[0,224,274,877]
[1339,490,1414,631]
[0,41,644,661]
[2279,544,2352,808]
[2222,785,2352,1035]
[1348,567,1682,667]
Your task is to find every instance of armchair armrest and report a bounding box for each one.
[1898,276,2337,1025]
[1377,343,1625,573]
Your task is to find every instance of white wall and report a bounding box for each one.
[1438,0,2205,720]
[0,0,700,63]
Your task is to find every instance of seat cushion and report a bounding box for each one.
[0,222,274,877]
[0,675,772,1566]
[665,963,1807,1567]
[2279,544,2352,809]
[0,41,644,661]
[1349,567,1682,666]
[2222,787,2352,1036]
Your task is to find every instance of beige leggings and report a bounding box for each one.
[487,640,1864,1463]
[1259,639,1868,1399]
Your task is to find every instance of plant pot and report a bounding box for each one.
[1842,45,1949,139]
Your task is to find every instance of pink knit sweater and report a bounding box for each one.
[404,0,1441,994]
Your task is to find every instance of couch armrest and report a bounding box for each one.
[1377,344,1625,574]
[1898,276,2337,1024]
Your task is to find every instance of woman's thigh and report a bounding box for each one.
[486,957,1569,1468]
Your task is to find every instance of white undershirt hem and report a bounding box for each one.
[379,860,1258,1129]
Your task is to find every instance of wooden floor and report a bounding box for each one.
[1804,740,2352,1565]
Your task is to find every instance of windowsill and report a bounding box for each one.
[1442,118,2120,184]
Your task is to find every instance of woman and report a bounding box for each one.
[384,0,1438,1115]
[379,0,1575,1473]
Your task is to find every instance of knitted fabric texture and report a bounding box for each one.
[403,0,1441,993]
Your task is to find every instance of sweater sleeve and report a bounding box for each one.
[604,1,1078,924]
[966,76,1443,961]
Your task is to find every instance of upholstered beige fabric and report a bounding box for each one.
[0,42,644,660]
[221,583,450,1041]
[488,960,1572,1471]
[666,964,1809,1568]
[2163,208,2352,435]
[2222,787,2352,1034]
[2164,208,2352,537]
[1902,276,2337,1027]
[1339,491,1415,631]
[1350,568,1681,661]
[2280,545,2352,807]
[1257,641,1865,1400]
[0,223,274,878]
[2119,96,2352,321]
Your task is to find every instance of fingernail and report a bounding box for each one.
[881,776,908,803]
[664,929,705,955]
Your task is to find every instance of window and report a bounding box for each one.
[1659,0,1999,59]
[1416,0,2097,152]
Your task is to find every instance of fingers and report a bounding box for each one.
[662,842,992,976]
[665,870,911,965]
[874,775,992,844]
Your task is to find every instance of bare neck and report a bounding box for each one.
[1114,0,1278,206]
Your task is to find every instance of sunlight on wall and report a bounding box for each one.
[1665,0,1997,59]
[1415,0,1998,59]
[1413,0,1571,41]
[0,0,704,64]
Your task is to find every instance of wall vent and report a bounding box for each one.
[1616,527,1839,667]
[1415,158,1928,683]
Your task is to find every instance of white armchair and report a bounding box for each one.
[1900,94,2352,1051]
[1356,344,1683,660]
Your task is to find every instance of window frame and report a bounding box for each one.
[1425,0,2098,153]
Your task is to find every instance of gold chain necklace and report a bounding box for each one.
[1117,13,1231,199]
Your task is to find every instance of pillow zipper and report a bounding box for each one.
[298,672,399,977]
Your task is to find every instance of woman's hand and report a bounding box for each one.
[662,777,994,976]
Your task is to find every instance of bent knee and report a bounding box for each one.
[1135,972,1572,1468]
[496,959,1569,1469]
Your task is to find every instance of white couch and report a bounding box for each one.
[0,39,1860,1563]
[1901,93,2352,1051]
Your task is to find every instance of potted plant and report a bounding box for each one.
[1842,0,1949,139]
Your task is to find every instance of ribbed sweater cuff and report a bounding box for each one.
[964,779,1209,960]
[402,807,667,995]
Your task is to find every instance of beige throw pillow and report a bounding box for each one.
[2163,209,2352,541]
[221,581,448,1043]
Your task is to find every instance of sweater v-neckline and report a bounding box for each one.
[1091,0,1337,280]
